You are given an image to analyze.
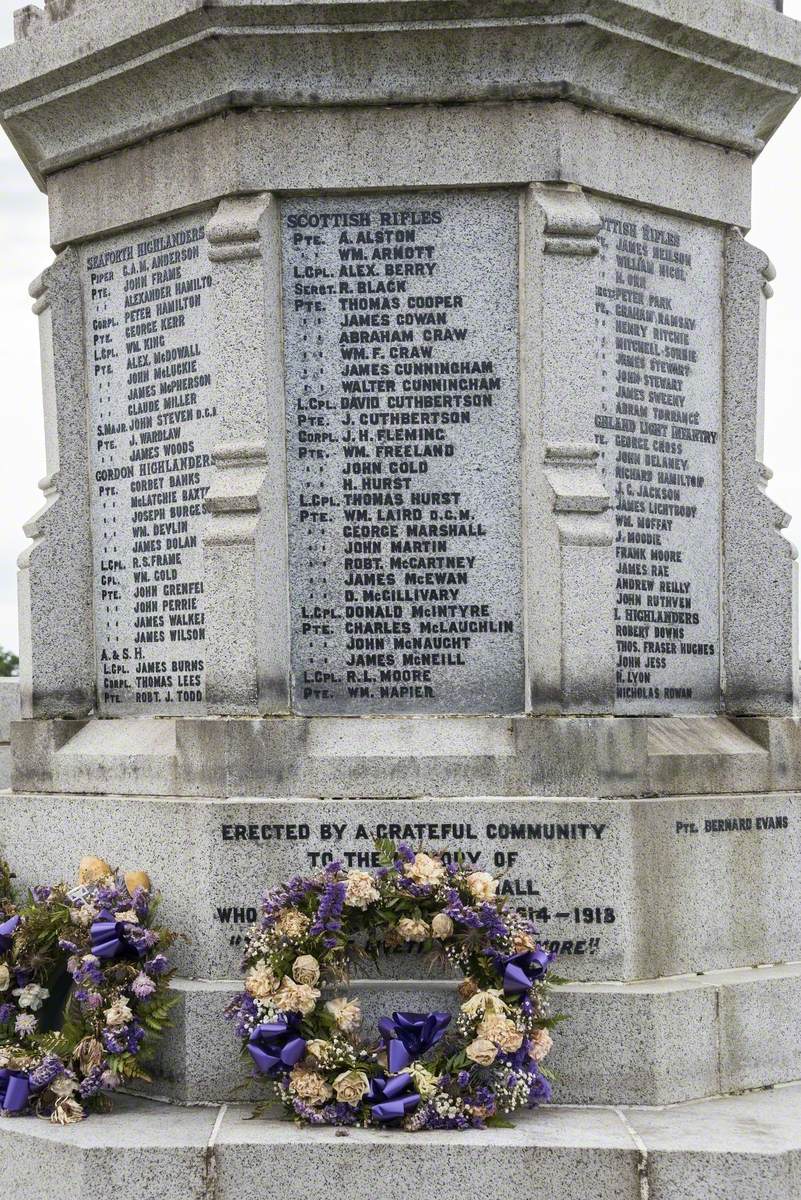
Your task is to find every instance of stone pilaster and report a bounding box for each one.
[722,229,798,716]
[18,249,94,717]
[523,183,614,713]
[204,194,290,714]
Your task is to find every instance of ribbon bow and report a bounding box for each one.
[247,1014,307,1076]
[365,1072,420,1122]
[502,948,553,995]
[90,911,139,961]
[0,1069,30,1114]
[0,915,19,955]
[377,1010,451,1074]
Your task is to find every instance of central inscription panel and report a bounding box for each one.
[282,191,524,715]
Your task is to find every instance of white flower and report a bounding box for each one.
[245,964,279,999]
[12,983,49,1011]
[529,1028,554,1063]
[465,1037,498,1066]
[431,913,454,940]
[409,1063,439,1099]
[273,976,320,1017]
[273,909,311,940]
[51,1097,85,1126]
[14,1013,37,1037]
[115,909,139,925]
[325,996,362,1033]
[477,1014,524,1053]
[292,955,320,987]
[105,999,134,1028]
[0,963,9,992]
[344,870,380,910]
[404,853,446,887]
[50,1074,79,1099]
[396,917,430,943]
[289,1064,333,1106]
[332,1069,370,1105]
[465,872,497,901]
[70,904,98,929]
[460,988,509,1018]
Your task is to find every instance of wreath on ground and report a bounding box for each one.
[230,842,560,1131]
[0,855,175,1124]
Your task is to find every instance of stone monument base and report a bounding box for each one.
[2,1087,800,1200]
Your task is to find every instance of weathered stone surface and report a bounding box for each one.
[45,104,754,250]
[282,189,523,716]
[4,1087,801,1200]
[595,201,723,715]
[0,679,20,789]
[83,212,216,714]
[138,962,801,1108]
[4,788,801,983]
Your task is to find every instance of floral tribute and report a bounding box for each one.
[230,843,559,1131]
[0,854,175,1124]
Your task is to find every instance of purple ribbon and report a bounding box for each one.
[0,915,20,954]
[247,1015,307,1076]
[0,1069,30,1114]
[366,1073,420,1122]
[377,1010,451,1073]
[90,911,139,961]
[502,948,553,995]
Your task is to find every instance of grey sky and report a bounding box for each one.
[0,0,799,657]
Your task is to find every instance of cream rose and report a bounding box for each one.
[273,909,311,940]
[289,1064,333,1106]
[529,1028,554,1063]
[105,999,134,1028]
[511,930,537,953]
[404,853,446,887]
[477,1014,524,1053]
[465,1038,499,1066]
[332,1069,370,1106]
[245,964,279,999]
[466,872,498,901]
[344,870,380,910]
[273,976,320,1016]
[397,917,430,943]
[292,955,321,987]
[325,996,362,1033]
[0,963,9,992]
[431,912,454,940]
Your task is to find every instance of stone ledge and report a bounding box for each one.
[2,1086,801,1200]
[141,963,801,1108]
[12,714,801,799]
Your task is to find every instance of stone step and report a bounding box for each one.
[2,1085,800,1200]
[143,961,801,1108]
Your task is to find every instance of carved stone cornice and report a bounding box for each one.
[2,1,800,189]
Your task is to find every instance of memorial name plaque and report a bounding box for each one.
[594,203,722,715]
[85,214,216,713]
[282,190,524,716]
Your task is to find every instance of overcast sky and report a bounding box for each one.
[0,1,800,658]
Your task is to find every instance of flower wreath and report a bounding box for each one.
[231,843,559,1131]
[0,855,175,1124]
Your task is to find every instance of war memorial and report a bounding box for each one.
[0,0,801,1196]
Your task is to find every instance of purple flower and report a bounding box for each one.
[442,890,482,929]
[79,1066,106,1100]
[28,1055,64,1091]
[131,972,157,999]
[31,886,51,904]
[456,1070,470,1089]
[101,1029,127,1054]
[0,1003,13,1024]
[309,880,346,938]
[144,954,169,976]
[527,1070,552,1106]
